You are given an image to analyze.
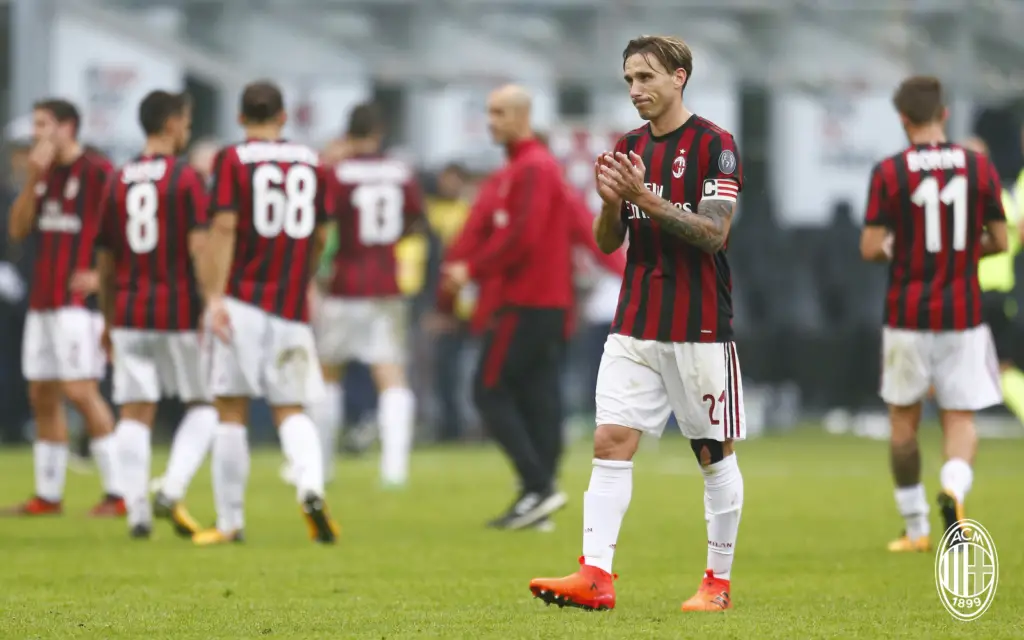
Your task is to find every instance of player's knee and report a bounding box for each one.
[372,363,406,390]
[689,438,729,466]
[593,424,640,461]
[59,380,98,409]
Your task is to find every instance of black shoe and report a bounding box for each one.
[153,492,202,539]
[130,523,152,539]
[937,490,966,548]
[492,490,568,531]
[301,493,339,544]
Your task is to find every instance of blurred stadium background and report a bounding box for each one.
[2,0,1024,449]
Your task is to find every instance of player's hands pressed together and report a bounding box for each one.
[598,151,650,203]
[594,154,623,206]
[28,138,56,175]
[69,270,100,295]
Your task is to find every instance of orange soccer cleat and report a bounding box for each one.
[88,494,127,518]
[680,569,732,612]
[0,496,63,516]
[887,533,932,553]
[529,556,617,611]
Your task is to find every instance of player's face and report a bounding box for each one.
[623,53,685,121]
[437,169,464,199]
[487,99,515,144]
[31,109,58,146]
[168,106,194,153]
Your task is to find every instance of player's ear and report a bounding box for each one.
[278,111,288,128]
[674,69,687,90]
[940,106,950,124]
[236,113,246,127]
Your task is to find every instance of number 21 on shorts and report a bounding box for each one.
[702,391,726,425]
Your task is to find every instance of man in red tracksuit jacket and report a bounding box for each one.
[441,85,625,530]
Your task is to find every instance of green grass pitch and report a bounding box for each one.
[0,428,1020,639]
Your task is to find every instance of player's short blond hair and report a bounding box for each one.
[622,35,693,91]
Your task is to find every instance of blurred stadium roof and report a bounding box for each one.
[45,0,1024,97]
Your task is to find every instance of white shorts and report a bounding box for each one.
[110,329,210,404]
[22,308,106,381]
[595,333,746,441]
[209,297,324,406]
[880,325,1002,411]
[313,296,408,366]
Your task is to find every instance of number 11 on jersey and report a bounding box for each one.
[912,175,967,253]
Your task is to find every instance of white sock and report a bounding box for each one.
[379,387,414,486]
[90,433,121,497]
[308,381,342,483]
[582,459,633,574]
[703,454,744,581]
[33,440,69,503]
[279,413,325,502]
[894,483,930,539]
[161,405,217,501]
[940,458,974,504]
[115,419,152,527]
[211,423,249,533]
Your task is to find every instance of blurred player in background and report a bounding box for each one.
[441,85,577,529]
[439,132,625,532]
[3,99,124,516]
[859,77,1007,552]
[93,90,217,539]
[962,136,1024,425]
[196,80,337,545]
[530,35,746,612]
[308,103,423,488]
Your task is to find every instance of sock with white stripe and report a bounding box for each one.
[582,459,633,574]
[211,423,249,534]
[160,405,217,501]
[703,453,743,581]
[894,483,930,540]
[115,419,151,527]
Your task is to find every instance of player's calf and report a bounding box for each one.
[63,379,123,507]
[372,363,414,488]
[688,438,742,609]
[115,402,156,534]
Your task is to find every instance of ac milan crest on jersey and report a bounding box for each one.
[672,149,686,179]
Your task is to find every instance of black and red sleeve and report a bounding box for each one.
[183,166,210,230]
[209,146,240,216]
[863,161,891,227]
[701,132,743,203]
[980,156,1007,223]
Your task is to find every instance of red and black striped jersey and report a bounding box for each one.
[609,116,743,343]
[865,143,1006,331]
[327,154,424,297]
[210,139,332,322]
[29,151,113,310]
[96,154,208,330]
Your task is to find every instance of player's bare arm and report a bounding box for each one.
[600,151,733,253]
[8,140,56,241]
[981,220,1008,256]
[860,226,894,262]
[187,228,209,296]
[593,155,625,253]
[200,212,237,299]
[95,250,115,354]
